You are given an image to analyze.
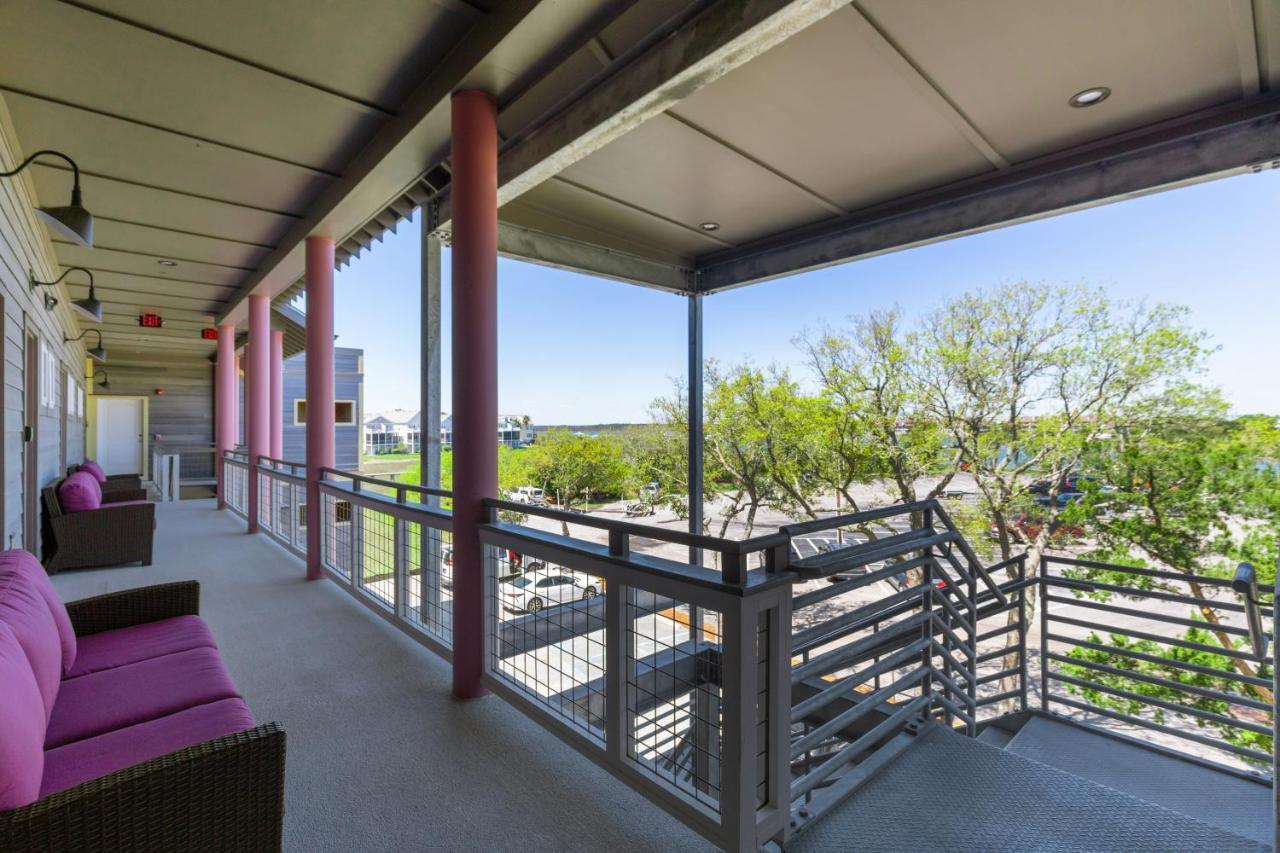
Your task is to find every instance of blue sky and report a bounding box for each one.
[334,168,1280,423]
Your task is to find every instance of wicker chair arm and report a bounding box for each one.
[66,581,200,636]
[0,723,285,852]
[101,488,149,503]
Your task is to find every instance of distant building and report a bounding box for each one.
[364,408,420,454]
[282,347,363,470]
[440,414,531,449]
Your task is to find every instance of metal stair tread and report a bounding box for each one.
[785,725,1269,852]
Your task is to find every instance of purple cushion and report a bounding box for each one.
[68,615,215,678]
[81,460,107,484]
[46,647,240,749]
[0,560,64,721]
[0,623,46,809]
[0,549,76,677]
[58,472,102,513]
[40,698,255,798]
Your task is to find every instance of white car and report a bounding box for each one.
[500,569,600,614]
[510,486,546,506]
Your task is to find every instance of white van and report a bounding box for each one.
[511,486,546,505]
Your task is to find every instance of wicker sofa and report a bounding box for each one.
[68,461,146,503]
[41,477,155,573]
[0,551,285,851]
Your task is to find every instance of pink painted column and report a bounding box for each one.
[246,295,271,533]
[450,89,498,699]
[270,330,284,459]
[215,324,237,509]
[304,236,335,580]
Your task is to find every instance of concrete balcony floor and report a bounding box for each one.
[50,499,714,853]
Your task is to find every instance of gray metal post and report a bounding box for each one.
[687,292,704,567]
[421,213,443,625]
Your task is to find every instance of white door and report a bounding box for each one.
[96,398,144,475]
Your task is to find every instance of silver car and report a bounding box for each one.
[500,569,600,614]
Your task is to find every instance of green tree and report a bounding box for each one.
[524,429,627,531]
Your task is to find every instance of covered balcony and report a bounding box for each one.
[1,1,1277,851]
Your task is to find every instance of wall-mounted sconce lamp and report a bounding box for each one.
[65,329,106,362]
[1,150,94,247]
[95,370,110,391]
[30,267,103,323]
[43,293,58,311]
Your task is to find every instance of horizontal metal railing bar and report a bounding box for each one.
[791,556,931,611]
[975,667,1022,688]
[1046,575,1252,615]
[1048,671,1274,736]
[1048,614,1267,663]
[976,645,1019,665]
[975,689,1022,708]
[322,466,452,499]
[792,612,931,686]
[929,628,977,682]
[1046,555,1268,596]
[791,695,931,800]
[319,481,453,530]
[779,500,936,537]
[1045,632,1273,689]
[1046,695,1273,764]
[931,690,976,726]
[791,528,955,578]
[1044,593,1251,638]
[974,620,1023,644]
[791,584,927,655]
[928,640,977,689]
[484,497,785,555]
[256,455,306,468]
[928,581,976,637]
[791,668,927,758]
[479,521,792,603]
[1044,651,1271,711]
[258,467,306,486]
[790,639,931,723]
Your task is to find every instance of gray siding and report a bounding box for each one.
[282,347,362,470]
[0,99,90,555]
[99,359,215,479]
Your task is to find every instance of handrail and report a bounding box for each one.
[321,466,451,500]
[1232,562,1270,660]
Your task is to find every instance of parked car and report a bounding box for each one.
[510,486,546,506]
[640,481,660,499]
[1028,473,1107,496]
[499,569,600,614]
[441,548,453,588]
[625,501,655,517]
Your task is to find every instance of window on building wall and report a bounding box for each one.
[39,341,59,410]
[295,400,356,426]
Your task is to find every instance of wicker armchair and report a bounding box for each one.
[42,482,155,573]
[0,582,286,852]
[68,465,146,502]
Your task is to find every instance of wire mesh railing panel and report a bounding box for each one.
[223,459,248,518]
[485,544,608,745]
[626,591,725,811]
[354,505,396,610]
[402,522,453,645]
[321,490,353,580]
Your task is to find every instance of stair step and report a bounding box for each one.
[1004,715,1273,846]
[975,726,1014,748]
[785,725,1267,852]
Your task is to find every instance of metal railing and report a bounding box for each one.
[317,468,454,655]
[255,457,307,559]
[222,450,249,518]
[1040,554,1275,773]
[479,499,793,851]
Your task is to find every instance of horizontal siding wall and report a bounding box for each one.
[282,347,362,470]
[93,358,214,479]
[0,95,89,555]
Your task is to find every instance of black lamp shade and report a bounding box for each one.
[71,292,103,323]
[35,203,93,248]
[87,345,107,362]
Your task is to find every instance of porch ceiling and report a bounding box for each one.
[5,0,1279,342]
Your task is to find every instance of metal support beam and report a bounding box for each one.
[697,96,1280,291]
[496,222,693,292]
[687,293,704,567]
[434,0,847,226]
[421,220,443,500]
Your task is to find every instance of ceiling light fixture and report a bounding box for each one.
[0,150,94,246]
[1068,86,1111,108]
[699,222,720,232]
[157,259,178,267]
[65,328,107,362]
[30,267,103,323]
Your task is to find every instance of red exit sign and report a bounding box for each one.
[201,328,218,340]
[139,313,163,328]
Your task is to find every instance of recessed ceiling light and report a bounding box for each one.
[157,259,178,267]
[1069,86,1111,108]
[699,222,720,232]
